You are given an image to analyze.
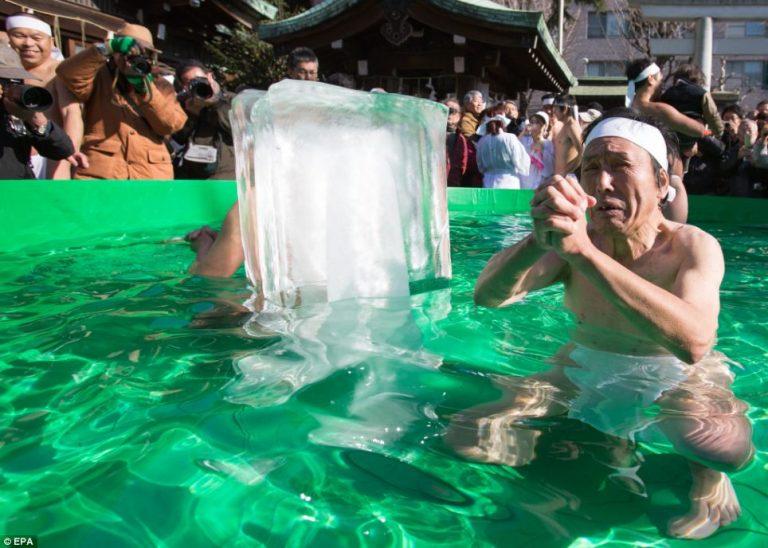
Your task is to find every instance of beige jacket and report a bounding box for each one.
[56,46,187,179]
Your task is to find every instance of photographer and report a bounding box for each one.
[171,59,234,180]
[0,43,74,179]
[55,24,187,180]
[5,12,85,179]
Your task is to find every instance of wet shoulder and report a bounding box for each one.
[664,222,724,265]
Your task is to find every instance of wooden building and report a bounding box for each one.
[258,0,576,99]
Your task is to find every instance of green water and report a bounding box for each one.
[0,215,766,547]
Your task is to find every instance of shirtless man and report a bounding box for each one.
[626,59,710,144]
[5,13,86,178]
[451,109,753,540]
[550,94,582,175]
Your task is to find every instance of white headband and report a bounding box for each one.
[625,62,660,107]
[542,97,555,106]
[5,15,52,37]
[584,117,669,172]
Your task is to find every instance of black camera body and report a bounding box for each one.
[0,78,53,112]
[126,55,153,76]
[178,77,214,103]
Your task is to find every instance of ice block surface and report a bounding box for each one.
[230,80,451,306]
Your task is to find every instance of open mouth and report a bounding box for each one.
[595,203,623,213]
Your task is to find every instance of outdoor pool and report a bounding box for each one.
[0,184,766,546]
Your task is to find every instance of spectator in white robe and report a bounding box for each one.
[520,111,555,189]
[476,114,530,189]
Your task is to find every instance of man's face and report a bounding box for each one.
[179,66,220,96]
[543,104,554,118]
[553,105,568,122]
[288,60,318,81]
[464,94,485,115]
[581,136,665,234]
[504,102,518,119]
[723,111,741,133]
[8,27,52,68]
[758,103,768,116]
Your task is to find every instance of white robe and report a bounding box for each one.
[476,132,530,189]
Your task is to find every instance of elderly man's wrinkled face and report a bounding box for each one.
[8,27,52,68]
[581,136,667,234]
[289,60,318,81]
[465,94,485,115]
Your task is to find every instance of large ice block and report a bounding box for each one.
[230,81,451,306]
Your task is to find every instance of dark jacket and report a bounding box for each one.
[661,79,725,150]
[0,107,74,179]
[172,92,235,180]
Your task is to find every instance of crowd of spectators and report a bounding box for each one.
[1,12,767,201]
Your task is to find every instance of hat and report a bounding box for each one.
[117,23,160,53]
[0,43,38,80]
[477,114,511,136]
[530,111,549,126]
[579,108,602,124]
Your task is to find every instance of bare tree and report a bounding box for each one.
[610,0,695,73]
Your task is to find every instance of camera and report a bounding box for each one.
[178,77,214,102]
[0,78,53,112]
[126,54,153,76]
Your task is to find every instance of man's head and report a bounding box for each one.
[111,24,158,77]
[722,104,743,135]
[757,100,768,116]
[442,97,461,132]
[626,58,663,95]
[553,94,576,121]
[5,13,53,69]
[541,93,556,117]
[287,47,318,81]
[176,59,220,100]
[503,100,518,120]
[581,108,678,235]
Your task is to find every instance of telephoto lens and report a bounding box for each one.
[3,82,53,112]
[188,77,214,100]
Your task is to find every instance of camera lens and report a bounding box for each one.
[128,55,152,76]
[190,79,214,99]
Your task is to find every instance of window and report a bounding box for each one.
[727,60,768,88]
[586,61,626,77]
[725,21,766,38]
[587,12,627,39]
[746,21,766,37]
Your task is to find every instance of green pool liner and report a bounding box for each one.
[0,180,765,252]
